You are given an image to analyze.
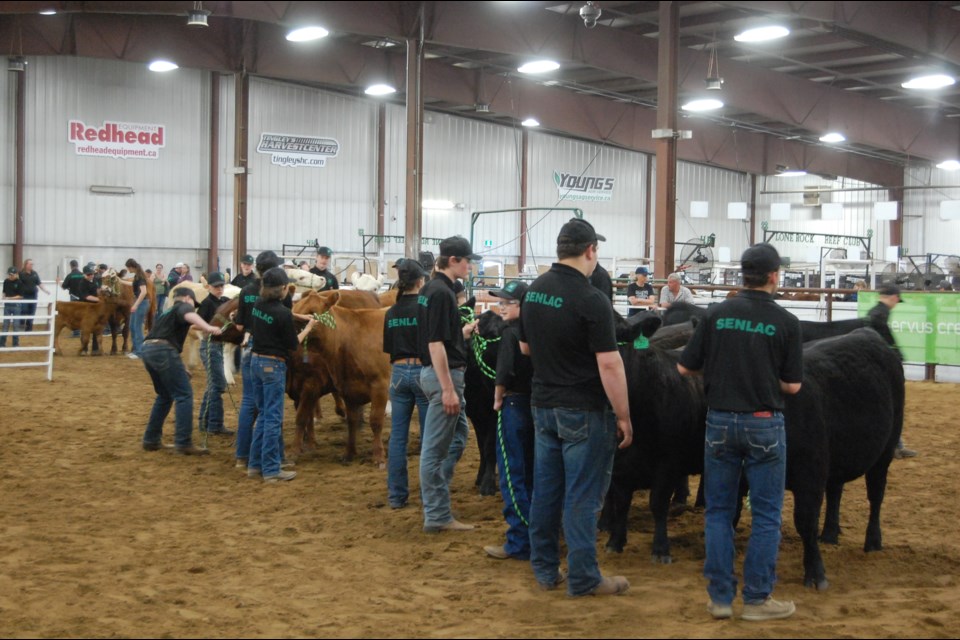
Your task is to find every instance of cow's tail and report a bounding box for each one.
[145,278,157,331]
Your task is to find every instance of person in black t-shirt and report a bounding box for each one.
[1,267,23,348]
[76,266,100,302]
[519,218,632,597]
[626,266,656,316]
[196,272,233,437]
[679,243,802,621]
[418,236,481,533]
[62,260,84,300]
[125,258,151,360]
[231,254,258,289]
[247,268,316,483]
[18,259,49,333]
[383,258,431,509]
[141,287,222,455]
[308,246,339,291]
[484,279,535,561]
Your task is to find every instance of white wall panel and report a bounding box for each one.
[0,68,12,249]
[421,113,521,259]
[216,74,236,272]
[382,102,407,246]
[527,132,646,268]
[903,166,960,256]
[246,79,377,257]
[674,162,753,266]
[23,56,209,276]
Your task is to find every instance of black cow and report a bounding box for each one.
[661,301,707,327]
[463,307,506,496]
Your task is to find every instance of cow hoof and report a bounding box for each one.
[805,576,830,590]
[651,554,673,564]
[819,534,839,545]
[669,503,689,517]
[863,541,883,553]
[478,483,498,497]
[604,545,624,554]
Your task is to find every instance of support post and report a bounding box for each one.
[404,38,423,259]
[208,72,220,273]
[653,1,679,280]
[644,156,653,259]
[377,102,386,239]
[13,67,25,269]
[519,128,529,272]
[749,173,757,246]
[232,72,249,273]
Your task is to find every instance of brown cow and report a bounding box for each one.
[292,290,392,466]
[53,301,120,356]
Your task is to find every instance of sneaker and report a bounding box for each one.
[208,428,235,436]
[281,461,296,469]
[127,353,140,360]
[584,576,630,596]
[483,545,511,560]
[707,600,733,620]
[894,446,917,459]
[174,445,210,456]
[537,570,568,591]
[247,467,261,478]
[263,470,297,483]
[142,442,174,452]
[424,519,475,533]
[742,597,796,621]
[235,459,248,469]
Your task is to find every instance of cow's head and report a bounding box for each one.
[99,269,122,298]
[615,310,661,351]
[285,267,327,292]
[476,309,506,340]
[293,289,338,317]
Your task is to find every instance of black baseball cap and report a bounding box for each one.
[878,285,901,297]
[7,266,18,275]
[240,254,255,264]
[207,272,226,287]
[82,265,95,275]
[490,280,528,302]
[255,250,282,274]
[317,246,333,257]
[439,236,481,261]
[635,266,650,275]
[558,218,606,245]
[741,243,783,274]
[395,258,428,278]
[172,287,197,303]
[262,266,289,288]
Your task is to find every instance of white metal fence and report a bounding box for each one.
[0,280,58,380]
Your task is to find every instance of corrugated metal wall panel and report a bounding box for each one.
[526,132,646,267]
[755,175,890,265]
[383,103,407,242]
[0,68,11,248]
[246,79,377,256]
[421,113,522,258]
[217,73,236,270]
[23,56,209,271]
[674,162,753,266]
[903,166,960,256]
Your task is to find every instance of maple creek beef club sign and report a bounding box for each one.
[256,133,340,168]
[69,120,165,159]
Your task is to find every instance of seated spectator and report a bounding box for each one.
[626,267,656,316]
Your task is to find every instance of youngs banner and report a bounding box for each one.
[859,292,960,365]
[553,171,616,202]
[256,133,340,168]
[68,120,165,159]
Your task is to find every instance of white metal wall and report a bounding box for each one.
[246,78,378,257]
[383,103,407,242]
[672,162,754,265]
[0,67,12,270]
[755,175,891,264]
[526,132,646,267]
[216,73,236,272]
[902,165,960,256]
[23,56,210,276]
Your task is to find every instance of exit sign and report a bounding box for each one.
[484,240,493,247]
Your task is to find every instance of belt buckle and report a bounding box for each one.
[753,411,773,418]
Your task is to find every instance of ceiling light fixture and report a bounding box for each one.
[937,160,960,171]
[734,25,790,43]
[901,74,955,90]
[285,26,329,42]
[681,98,723,112]
[8,56,26,72]
[187,2,210,27]
[776,166,807,177]
[704,40,723,90]
[148,60,178,72]
[819,132,846,143]
[518,60,560,74]
[364,83,396,96]
[39,9,57,15]
[521,117,540,127]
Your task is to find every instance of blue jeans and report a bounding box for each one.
[497,394,535,559]
[141,342,195,448]
[20,298,37,332]
[154,295,167,323]
[248,355,286,477]
[387,364,429,507]
[529,406,617,596]
[199,339,226,433]
[703,410,787,606]
[1,302,20,347]
[130,300,149,356]
[419,366,470,529]
[236,345,255,460]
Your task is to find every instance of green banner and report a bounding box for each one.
[858,292,960,365]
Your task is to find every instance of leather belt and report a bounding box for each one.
[253,353,285,362]
[393,357,422,365]
[144,338,176,349]
[503,391,529,397]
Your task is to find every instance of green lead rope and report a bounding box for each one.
[496,409,529,527]
[472,333,500,380]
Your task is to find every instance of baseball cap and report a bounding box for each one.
[255,250,282,274]
[558,218,606,245]
[490,280,528,302]
[240,254,255,264]
[439,236,481,261]
[207,272,226,287]
[635,266,650,275]
[740,243,783,274]
[174,262,186,269]
[262,266,290,288]
[395,258,428,278]
[85,261,96,269]
[878,284,901,298]
[317,246,333,258]
[7,266,17,275]
[82,265,94,275]
[172,286,197,303]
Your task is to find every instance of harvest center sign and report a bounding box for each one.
[256,133,340,168]
[68,120,165,159]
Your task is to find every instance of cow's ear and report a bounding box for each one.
[328,291,341,308]
[639,316,661,338]
[287,283,297,297]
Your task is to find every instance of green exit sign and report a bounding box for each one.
[484,240,493,247]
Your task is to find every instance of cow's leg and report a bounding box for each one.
[671,475,690,514]
[222,343,237,385]
[333,392,346,418]
[863,461,890,552]
[819,481,844,544]
[342,404,362,463]
[293,388,318,457]
[368,386,389,469]
[54,319,64,356]
[108,315,118,355]
[79,328,90,355]
[602,480,634,553]
[121,311,130,354]
[649,469,678,563]
[793,487,828,590]
[90,325,100,355]
[478,414,498,496]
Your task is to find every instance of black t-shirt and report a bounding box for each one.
[197,294,229,324]
[494,322,533,395]
[308,267,339,291]
[146,301,195,352]
[231,272,257,289]
[626,281,655,301]
[679,289,803,412]
[62,269,84,297]
[77,278,99,301]
[3,278,22,298]
[132,275,146,300]
[519,263,619,410]
[237,280,292,331]
[250,298,298,359]
[18,271,40,298]
[383,294,420,362]
[417,272,467,369]
[589,264,614,302]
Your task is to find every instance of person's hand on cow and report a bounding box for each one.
[206,325,222,336]
[462,319,479,340]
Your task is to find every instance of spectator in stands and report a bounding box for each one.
[659,272,694,309]
[626,267,656,317]
[18,259,49,333]
[1,266,23,348]
[177,264,194,284]
[62,260,84,301]
[309,247,339,291]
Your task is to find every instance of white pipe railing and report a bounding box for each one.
[0,296,57,381]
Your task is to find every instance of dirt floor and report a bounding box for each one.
[1,332,959,638]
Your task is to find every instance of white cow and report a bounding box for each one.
[175,280,241,384]
[282,267,327,292]
[350,272,385,292]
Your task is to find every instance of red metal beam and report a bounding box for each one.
[654,1,679,281]
[14,67,24,270]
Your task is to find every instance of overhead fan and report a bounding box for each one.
[676,236,716,284]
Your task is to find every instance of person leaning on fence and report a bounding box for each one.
[1,267,23,348]
[383,258,431,509]
[196,272,233,437]
[140,287,222,455]
[626,266,656,317]
[18,259,49,333]
[659,272,694,309]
